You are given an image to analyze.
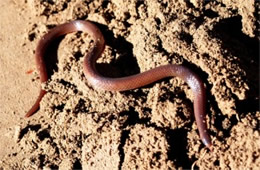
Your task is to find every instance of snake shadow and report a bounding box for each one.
[42,22,143,91]
[89,22,141,79]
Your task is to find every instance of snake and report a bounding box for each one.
[25,20,212,149]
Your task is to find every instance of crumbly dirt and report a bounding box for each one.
[0,0,259,169]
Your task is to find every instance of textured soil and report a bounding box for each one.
[0,0,259,169]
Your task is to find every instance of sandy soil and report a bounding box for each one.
[0,0,259,169]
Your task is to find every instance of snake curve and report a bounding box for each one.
[25,20,212,149]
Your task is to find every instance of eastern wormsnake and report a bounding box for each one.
[25,20,212,149]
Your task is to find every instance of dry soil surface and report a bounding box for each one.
[0,0,259,169]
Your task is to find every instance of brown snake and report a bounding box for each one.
[25,20,212,149]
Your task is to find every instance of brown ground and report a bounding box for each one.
[0,0,259,169]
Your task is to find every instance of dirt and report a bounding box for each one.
[0,0,259,169]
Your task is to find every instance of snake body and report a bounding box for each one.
[25,20,212,149]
